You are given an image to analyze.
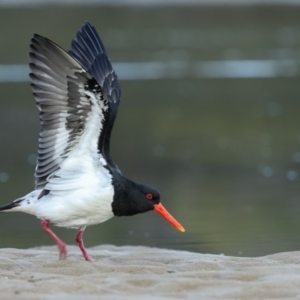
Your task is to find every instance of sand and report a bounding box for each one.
[0,245,300,299]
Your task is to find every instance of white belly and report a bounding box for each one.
[35,186,114,228]
[33,154,115,228]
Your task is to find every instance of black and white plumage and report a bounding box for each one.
[0,22,184,261]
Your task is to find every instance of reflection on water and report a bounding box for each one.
[1,5,300,257]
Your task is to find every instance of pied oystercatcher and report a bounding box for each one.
[0,22,185,261]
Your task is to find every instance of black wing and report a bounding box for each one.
[68,21,121,167]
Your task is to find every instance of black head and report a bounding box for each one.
[112,179,160,217]
[111,176,185,232]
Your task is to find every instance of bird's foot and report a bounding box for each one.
[58,241,67,260]
[75,228,92,262]
[81,250,92,262]
[41,219,68,260]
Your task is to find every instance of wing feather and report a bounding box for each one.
[30,34,110,189]
[69,22,121,168]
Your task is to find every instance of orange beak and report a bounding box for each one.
[153,203,185,232]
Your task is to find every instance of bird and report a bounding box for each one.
[0,21,185,261]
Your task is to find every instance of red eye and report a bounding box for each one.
[146,193,153,200]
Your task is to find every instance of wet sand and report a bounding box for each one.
[0,245,300,299]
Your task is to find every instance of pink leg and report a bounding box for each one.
[41,220,67,260]
[75,228,91,262]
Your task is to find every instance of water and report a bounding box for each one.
[1,4,300,257]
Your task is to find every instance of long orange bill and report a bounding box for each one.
[153,203,185,232]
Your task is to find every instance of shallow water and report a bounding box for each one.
[1,5,300,257]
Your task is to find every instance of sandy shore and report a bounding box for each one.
[0,245,300,299]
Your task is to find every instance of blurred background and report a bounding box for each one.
[0,0,300,257]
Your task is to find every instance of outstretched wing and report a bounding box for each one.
[30,34,110,190]
[68,21,121,167]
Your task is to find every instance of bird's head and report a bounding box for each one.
[112,180,185,232]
